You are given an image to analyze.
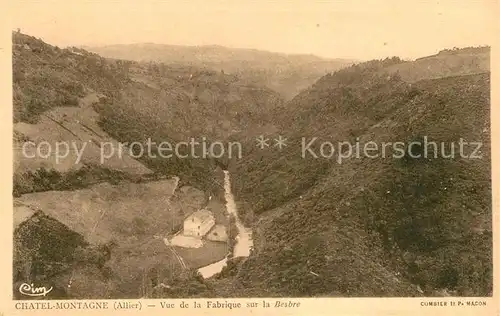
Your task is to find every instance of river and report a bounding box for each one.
[197,171,253,278]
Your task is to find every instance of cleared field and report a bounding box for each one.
[384,51,489,82]
[14,178,210,298]
[14,93,152,175]
[14,178,205,244]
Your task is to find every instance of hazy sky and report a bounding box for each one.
[10,0,497,60]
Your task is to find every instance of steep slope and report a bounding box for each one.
[13,32,154,196]
[12,32,283,299]
[13,32,284,193]
[85,43,354,100]
[14,93,152,175]
[13,32,491,298]
[225,52,491,297]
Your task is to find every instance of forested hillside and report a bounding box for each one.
[13,31,284,193]
[225,52,491,297]
[12,31,283,299]
[12,31,491,298]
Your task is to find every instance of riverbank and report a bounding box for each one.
[197,171,253,278]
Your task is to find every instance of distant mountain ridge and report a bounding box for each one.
[82,43,353,65]
[84,43,356,100]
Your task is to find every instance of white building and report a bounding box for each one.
[183,209,215,238]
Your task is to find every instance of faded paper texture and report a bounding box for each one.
[1,0,499,315]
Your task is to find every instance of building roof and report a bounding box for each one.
[185,209,214,223]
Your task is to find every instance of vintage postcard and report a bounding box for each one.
[1,0,498,315]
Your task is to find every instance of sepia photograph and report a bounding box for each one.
[7,0,496,309]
